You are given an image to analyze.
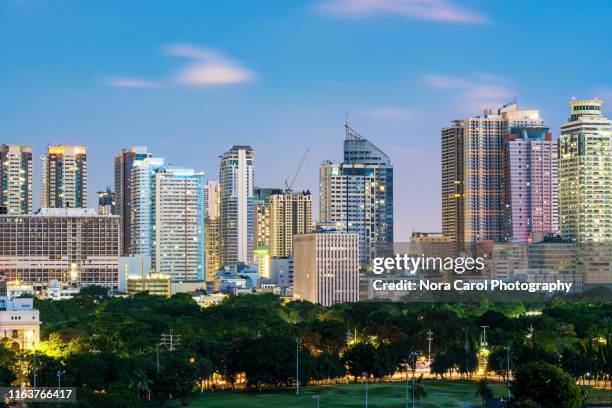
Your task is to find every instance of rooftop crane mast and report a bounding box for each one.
[284,149,309,193]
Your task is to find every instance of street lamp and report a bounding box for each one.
[362,371,369,408]
[296,337,300,396]
[313,394,320,408]
[57,369,65,388]
[409,351,418,408]
[503,346,511,401]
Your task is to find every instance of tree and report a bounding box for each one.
[474,379,493,408]
[414,374,428,402]
[344,343,377,382]
[128,369,152,401]
[511,362,583,408]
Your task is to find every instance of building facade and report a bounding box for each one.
[559,99,612,242]
[153,168,205,280]
[293,230,359,306]
[319,124,393,265]
[114,146,152,254]
[0,145,32,215]
[204,180,221,281]
[97,186,116,215]
[504,126,558,242]
[41,145,88,209]
[219,145,254,267]
[0,208,120,290]
[441,122,464,249]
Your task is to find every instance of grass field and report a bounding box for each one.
[182,380,608,407]
[187,380,494,407]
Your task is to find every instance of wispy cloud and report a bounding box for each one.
[102,43,256,89]
[317,0,487,24]
[164,43,256,86]
[422,73,514,112]
[364,106,417,119]
[103,77,160,89]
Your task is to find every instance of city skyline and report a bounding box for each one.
[1,1,612,239]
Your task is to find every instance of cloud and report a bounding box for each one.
[317,0,487,24]
[422,73,514,113]
[164,43,256,86]
[103,77,160,89]
[102,44,256,89]
[364,106,417,119]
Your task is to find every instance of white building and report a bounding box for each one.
[219,145,254,267]
[153,168,205,280]
[293,230,359,306]
[0,295,40,351]
[0,144,33,215]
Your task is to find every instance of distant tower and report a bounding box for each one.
[204,180,221,281]
[41,145,87,209]
[0,144,33,214]
[219,145,254,267]
[97,186,116,215]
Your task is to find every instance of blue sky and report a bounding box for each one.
[1,0,611,239]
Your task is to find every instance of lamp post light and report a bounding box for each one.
[503,346,511,401]
[296,337,300,396]
[313,394,320,408]
[409,352,418,408]
[156,343,161,374]
[401,362,410,408]
[57,369,65,388]
[362,371,369,408]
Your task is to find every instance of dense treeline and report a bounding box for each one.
[0,287,610,407]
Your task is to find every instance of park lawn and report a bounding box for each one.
[185,380,510,408]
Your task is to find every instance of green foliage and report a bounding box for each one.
[511,362,583,408]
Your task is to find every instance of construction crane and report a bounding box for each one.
[285,149,309,193]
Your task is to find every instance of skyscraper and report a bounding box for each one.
[504,126,558,242]
[114,147,152,254]
[319,123,393,264]
[441,121,464,249]
[269,191,313,257]
[219,145,254,267]
[130,157,165,257]
[0,145,32,214]
[204,180,221,281]
[442,103,543,245]
[559,99,612,242]
[153,168,205,280]
[40,145,87,209]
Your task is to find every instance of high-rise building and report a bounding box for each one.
[0,208,120,291]
[253,197,272,277]
[204,181,221,281]
[97,186,115,215]
[319,123,393,264]
[441,122,464,248]
[0,145,32,215]
[219,145,254,267]
[442,103,543,245]
[504,126,558,242]
[40,145,87,209]
[559,99,612,242]
[293,229,359,306]
[130,157,165,257]
[114,147,152,254]
[269,191,313,257]
[153,168,205,280]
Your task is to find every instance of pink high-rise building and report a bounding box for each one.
[504,127,558,242]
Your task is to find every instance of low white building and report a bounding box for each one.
[0,295,40,350]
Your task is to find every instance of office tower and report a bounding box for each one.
[204,181,221,281]
[253,198,272,277]
[153,168,205,280]
[504,126,558,242]
[219,145,254,267]
[293,229,359,306]
[114,147,152,254]
[0,208,120,290]
[442,103,543,245]
[40,145,87,209]
[97,186,115,215]
[441,122,464,248]
[0,145,32,214]
[559,99,612,242]
[319,123,393,264]
[130,157,165,257]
